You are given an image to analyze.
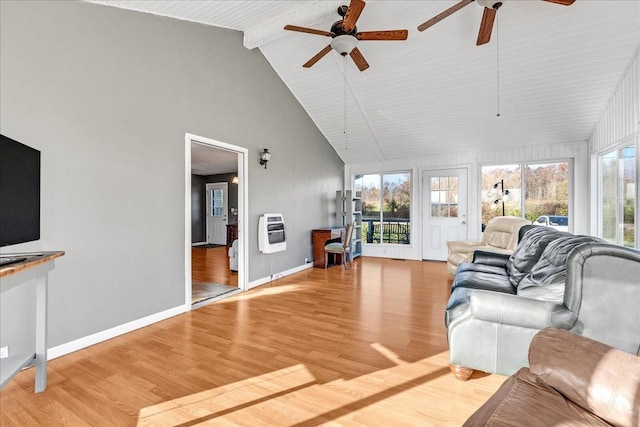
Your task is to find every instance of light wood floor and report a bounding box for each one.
[0,257,506,426]
[192,247,238,304]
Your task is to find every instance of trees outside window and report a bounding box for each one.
[481,162,569,227]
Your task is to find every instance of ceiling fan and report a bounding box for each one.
[284,0,408,72]
[417,0,575,46]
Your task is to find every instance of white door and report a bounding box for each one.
[422,168,468,261]
[206,182,228,245]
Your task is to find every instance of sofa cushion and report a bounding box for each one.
[456,262,508,276]
[517,235,604,302]
[452,270,515,293]
[529,328,640,427]
[505,226,569,288]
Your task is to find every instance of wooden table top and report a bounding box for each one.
[0,251,65,278]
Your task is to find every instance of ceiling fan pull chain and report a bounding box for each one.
[344,54,348,151]
[496,13,501,117]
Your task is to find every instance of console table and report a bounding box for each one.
[311,227,345,268]
[0,251,64,393]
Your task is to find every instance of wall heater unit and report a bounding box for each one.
[258,213,286,253]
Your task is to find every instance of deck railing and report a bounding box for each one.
[362,218,410,244]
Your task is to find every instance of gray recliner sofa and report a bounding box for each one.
[446,225,640,380]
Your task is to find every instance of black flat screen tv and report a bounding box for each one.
[0,134,41,247]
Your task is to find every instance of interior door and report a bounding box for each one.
[206,182,228,245]
[422,168,468,261]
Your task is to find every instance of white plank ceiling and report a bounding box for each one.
[87,1,640,165]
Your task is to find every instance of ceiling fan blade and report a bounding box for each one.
[541,0,575,5]
[356,30,408,41]
[343,0,366,32]
[349,47,369,72]
[476,7,497,45]
[303,45,333,68]
[417,0,474,32]
[284,25,334,37]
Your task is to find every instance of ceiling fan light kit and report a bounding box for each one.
[331,35,358,56]
[284,0,408,72]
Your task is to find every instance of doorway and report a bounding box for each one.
[185,134,248,308]
[422,168,468,261]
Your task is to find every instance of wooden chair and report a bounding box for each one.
[324,223,354,270]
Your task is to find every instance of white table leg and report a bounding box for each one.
[34,275,48,392]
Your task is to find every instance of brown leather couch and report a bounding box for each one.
[464,328,640,426]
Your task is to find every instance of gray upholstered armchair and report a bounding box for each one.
[447,242,640,380]
[446,216,531,275]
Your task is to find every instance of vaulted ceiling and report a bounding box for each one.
[88,1,640,165]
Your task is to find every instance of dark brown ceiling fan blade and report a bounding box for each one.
[356,30,408,41]
[476,7,497,45]
[284,25,335,37]
[417,0,474,32]
[303,45,333,68]
[541,0,575,5]
[343,0,366,32]
[349,47,369,72]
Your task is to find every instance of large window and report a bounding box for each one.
[600,145,635,247]
[355,172,411,245]
[481,162,569,227]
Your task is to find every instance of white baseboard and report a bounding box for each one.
[47,305,187,360]
[48,262,313,360]
[247,262,313,290]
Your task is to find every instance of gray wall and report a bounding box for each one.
[0,1,343,349]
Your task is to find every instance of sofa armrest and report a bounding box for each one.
[470,291,577,330]
[471,250,510,267]
[529,328,640,427]
[446,240,484,254]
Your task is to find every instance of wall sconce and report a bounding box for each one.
[231,176,238,184]
[488,179,510,216]
[259,149,271,169]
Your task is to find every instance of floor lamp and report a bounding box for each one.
[488,179,510,216]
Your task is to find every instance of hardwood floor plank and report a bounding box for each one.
[0,258,506,426]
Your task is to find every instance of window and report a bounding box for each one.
[481,162,569,226]
[211,189,224,217]
[600,145,635,247]
[430,176,458,217]
[355,172,411,245]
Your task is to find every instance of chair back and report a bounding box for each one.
[481,216,531,250]
[343,223,354,250]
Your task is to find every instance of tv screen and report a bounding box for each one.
[0,134,41,247]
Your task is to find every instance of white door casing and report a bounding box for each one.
[422,168,468,261]
[206,182,228,245]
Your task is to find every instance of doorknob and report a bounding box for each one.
[461,220,467,225]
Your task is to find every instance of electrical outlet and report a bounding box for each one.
[0,346,8,359]
[305,257,309,264]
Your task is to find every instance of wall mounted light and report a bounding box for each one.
[488,179,510,216]
[231,176,239,184]
[259,149,271,169]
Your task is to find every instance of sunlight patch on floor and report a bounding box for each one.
[135,351,461,426]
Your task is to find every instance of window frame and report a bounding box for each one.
[597,140,637,248]
[479,159,573,230]
[354,170,412,246]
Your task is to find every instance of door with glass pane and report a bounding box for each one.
[422,168,468,261]
[206,182,228,245]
